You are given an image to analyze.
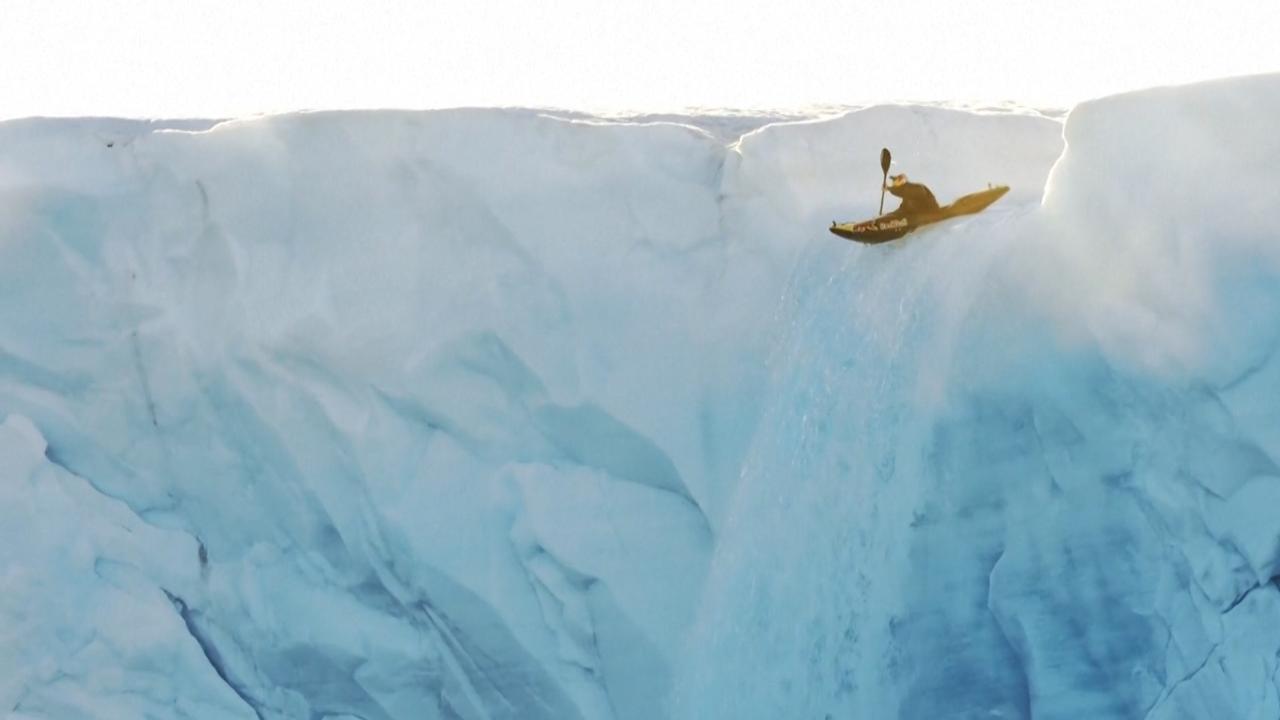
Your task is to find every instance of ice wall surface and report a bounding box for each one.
[2,74,1278,719]
[677,75,1280,719]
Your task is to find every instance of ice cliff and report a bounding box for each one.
[2,74,1278,719]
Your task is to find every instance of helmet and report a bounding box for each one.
[889,174,908,187]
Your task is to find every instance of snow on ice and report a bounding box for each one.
[1,74,1279,719]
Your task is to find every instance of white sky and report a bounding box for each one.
[2,0,1279,118]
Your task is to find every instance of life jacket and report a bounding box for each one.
[888,182,940,214]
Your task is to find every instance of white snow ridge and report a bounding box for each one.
[2,74,1279,719]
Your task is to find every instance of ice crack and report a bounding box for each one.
[1142,640,1222,720]
[163,590,267,720]
[1223,574,1280,615]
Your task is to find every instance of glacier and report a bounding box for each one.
[1,74,1279,719]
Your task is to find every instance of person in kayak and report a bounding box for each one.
[884,173,940,219]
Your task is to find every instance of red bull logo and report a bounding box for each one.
[862,217,909,231]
